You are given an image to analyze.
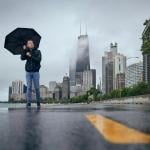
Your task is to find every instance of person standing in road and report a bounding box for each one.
[21,40,42,108]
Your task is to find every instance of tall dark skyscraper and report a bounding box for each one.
[76,34,90,72]
[75,32,90,86]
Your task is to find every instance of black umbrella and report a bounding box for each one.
[4,28,41,55]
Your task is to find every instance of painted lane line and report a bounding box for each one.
[86,114,150,144]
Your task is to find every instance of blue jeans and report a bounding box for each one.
[26,72,40,103]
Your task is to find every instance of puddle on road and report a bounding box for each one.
[0,107,8,113]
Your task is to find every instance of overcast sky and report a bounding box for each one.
[0,0,150,101]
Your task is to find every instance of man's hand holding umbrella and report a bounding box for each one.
[23,45,32,57]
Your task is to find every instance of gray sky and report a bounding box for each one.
[0,0,150,101]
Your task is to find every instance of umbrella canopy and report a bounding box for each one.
[4,28,41,55]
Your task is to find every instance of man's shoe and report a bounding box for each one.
[37,102,40,108]
[26,103,31,108]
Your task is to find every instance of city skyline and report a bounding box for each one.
[0,0,150,101]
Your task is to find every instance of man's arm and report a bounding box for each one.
[20,45,28,60]
[31,50,41,63]
[20,50,27,60]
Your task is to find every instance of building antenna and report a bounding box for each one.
[85,23,87,35]
[80,22,82,35]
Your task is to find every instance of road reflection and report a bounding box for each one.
[8,108,42,150]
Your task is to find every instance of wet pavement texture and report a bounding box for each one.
[0,103,150,150]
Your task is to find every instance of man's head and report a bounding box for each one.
[26,40,35,49]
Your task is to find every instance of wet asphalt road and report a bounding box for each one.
[0,103,150,150]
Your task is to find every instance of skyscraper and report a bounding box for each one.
[142,19,150,86]
[105,61,114,93]
[102,43,118,94]
[10,80,26,101]
[54,85,62,100]
[125,62,143,87]
[12,80,24,94]
[116,73,125,89]
[114,53,126,89]
[49,81,57,92]
[102,43,126,93]
[69,58,76,86]
[83,69,96,91]
[40,85,49,99]
[76,34,90,72]
[75,32,90,86]
[62,75,70,99]
[8,86,12,101]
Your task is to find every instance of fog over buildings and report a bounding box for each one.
[0,0,150,101]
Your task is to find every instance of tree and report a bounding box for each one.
[87,87,101,101]
[141,40,150,54]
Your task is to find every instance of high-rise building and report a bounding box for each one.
[105,61,114,93]
[49,81,57,92]
[102,43,118,94]
[12,80,24,94]
[49,81,63,99]
[8,86,12,101]
[125,62,143,87]
[75,33,90,86]
[75,72,83,86]
[70,85,82,98]
[102,57,106,94]
[54,85,62,100]
[69,27,94,97]
[83,69,96,92]
[97,84,101,92]
[102,43,126,93]
[62,75,70,99]
[142,19,150,86]
[40,85,49,99]
[69,58,76,86]
[116,73,125,89]
[10,80,26,101]
[114,53,126,89]
[76,34,90,72]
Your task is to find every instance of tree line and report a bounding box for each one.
[70,82,150,103]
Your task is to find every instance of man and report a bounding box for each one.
[21,40,42,108]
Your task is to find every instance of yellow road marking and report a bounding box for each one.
[86,114,150,144]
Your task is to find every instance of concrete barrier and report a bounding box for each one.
[99,94,150,104]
